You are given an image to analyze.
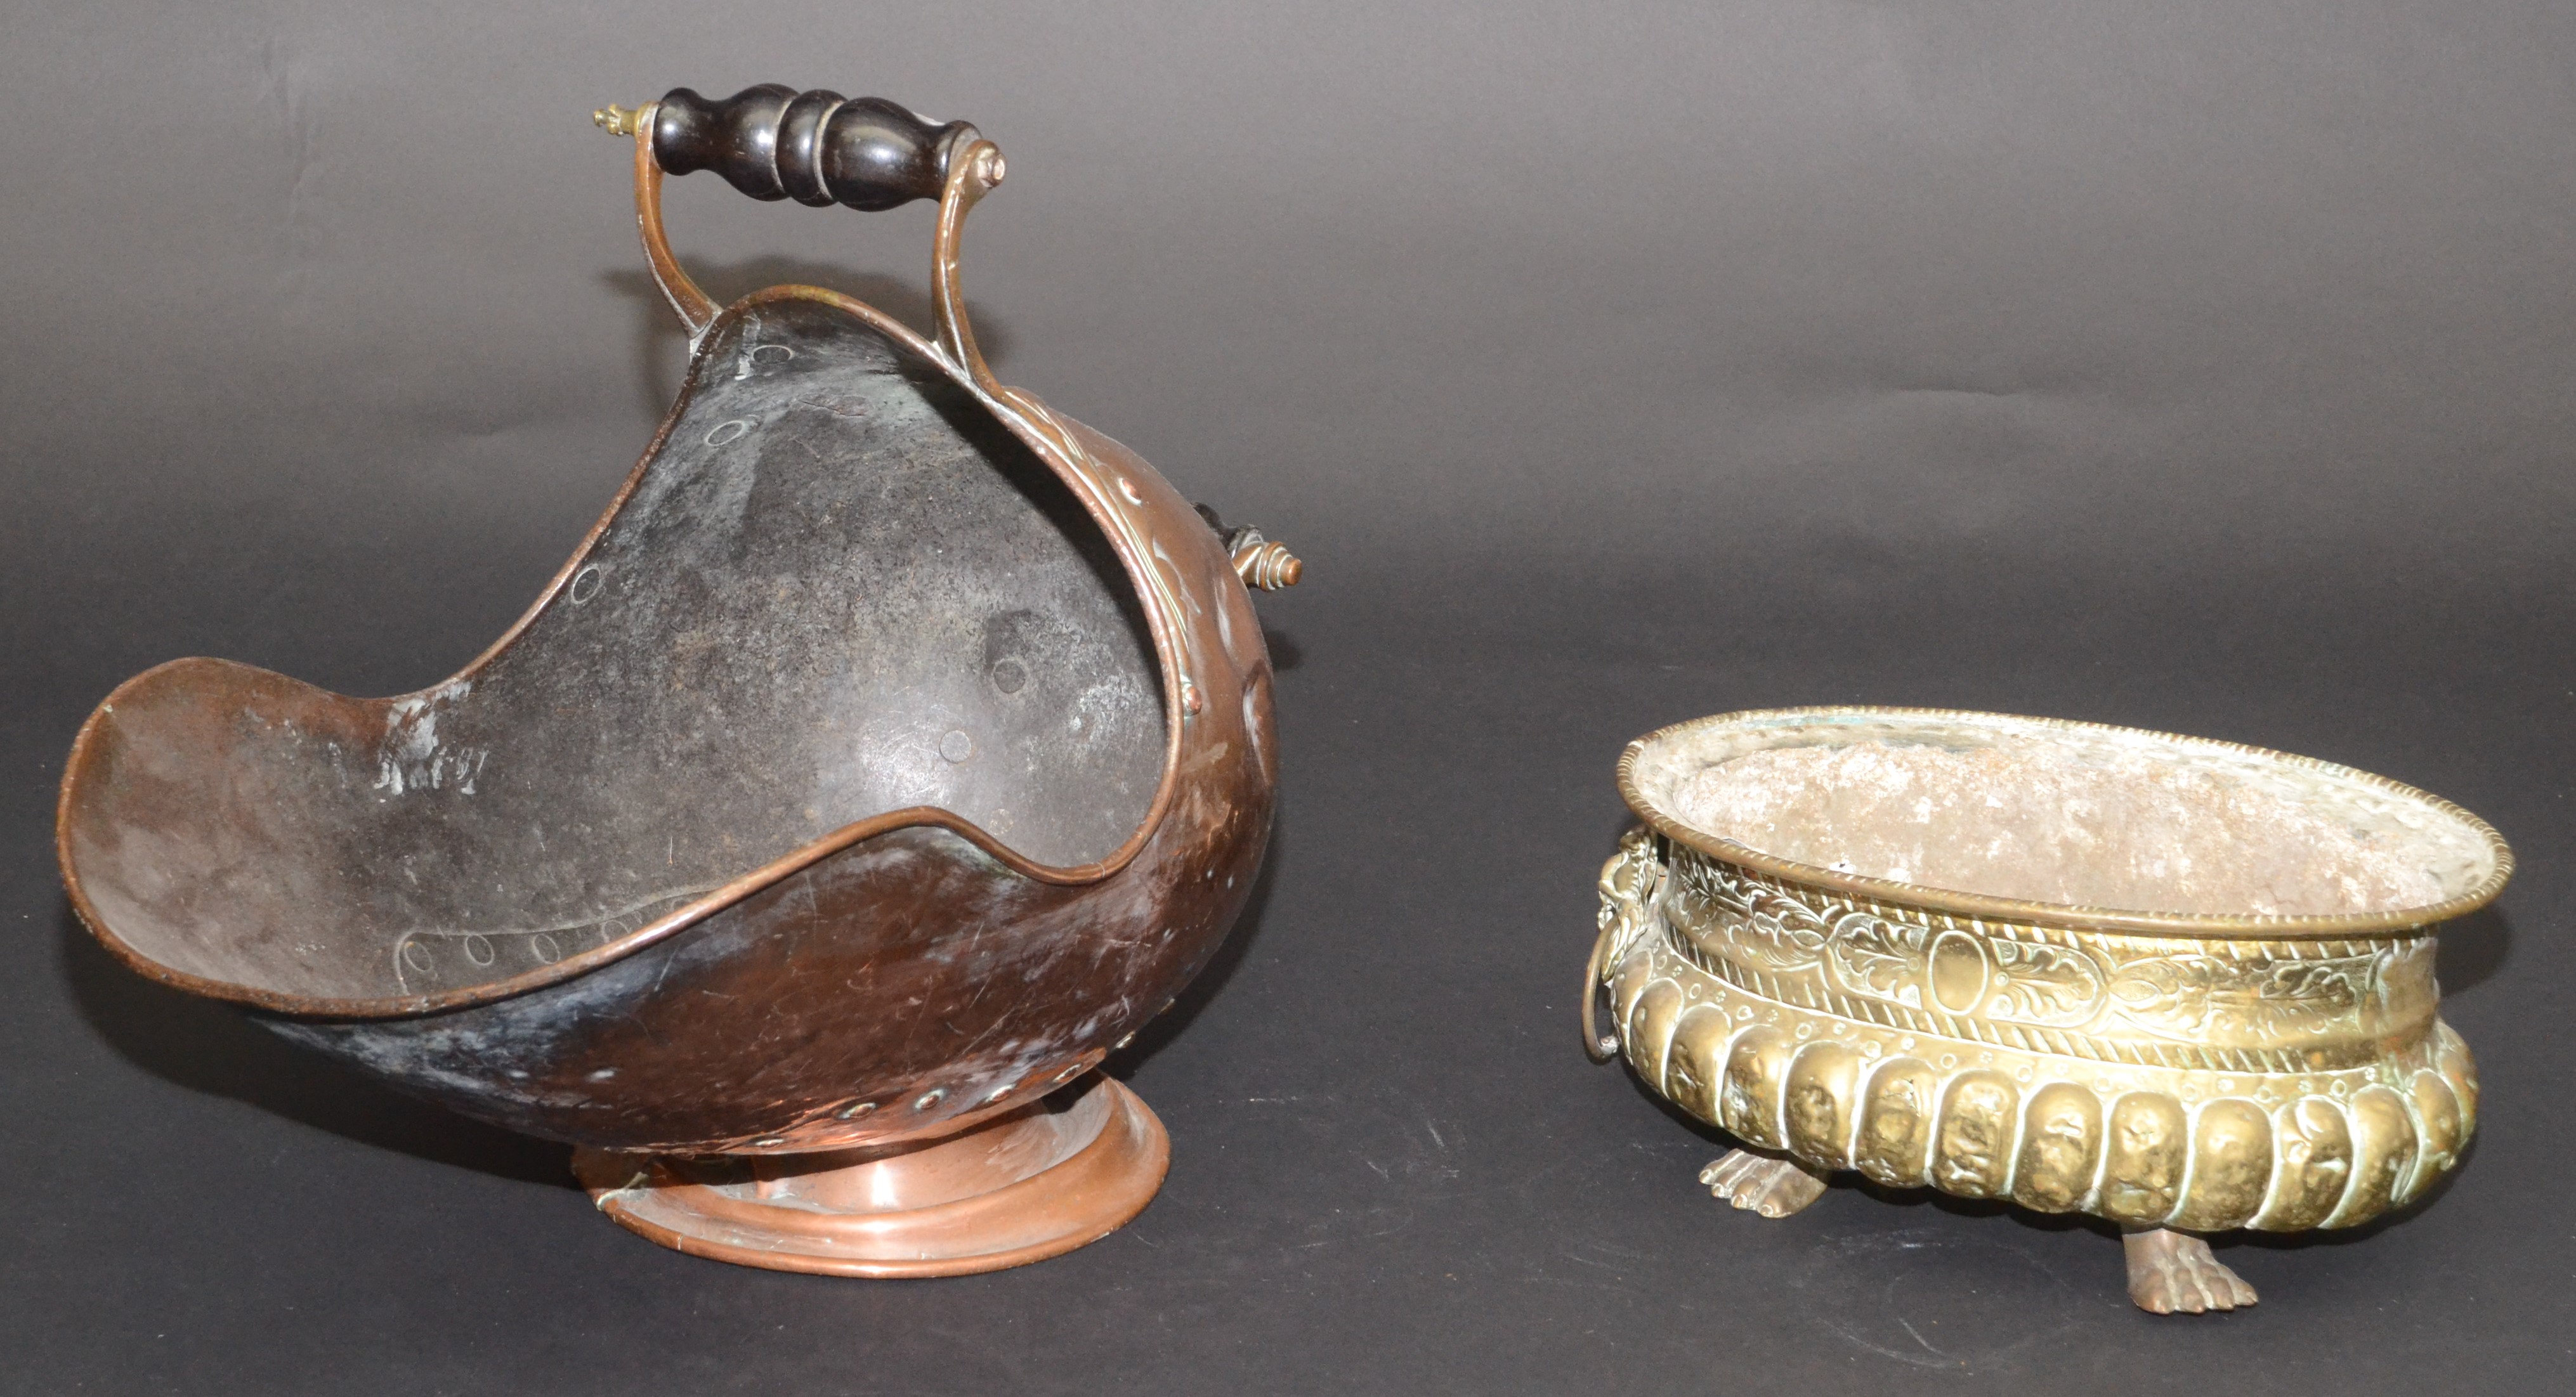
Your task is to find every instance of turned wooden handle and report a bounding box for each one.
[647,86,980,211]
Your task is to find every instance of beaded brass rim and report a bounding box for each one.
[1618,705,2514,941]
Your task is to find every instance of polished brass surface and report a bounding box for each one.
[591,103,646,137]
[1588,706,2511,1314]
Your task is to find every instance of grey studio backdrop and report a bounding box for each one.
[3,2,2571,1393]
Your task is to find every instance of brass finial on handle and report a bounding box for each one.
[593,103,648,137]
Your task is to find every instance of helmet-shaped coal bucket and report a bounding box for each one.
[57,86,1301,1277]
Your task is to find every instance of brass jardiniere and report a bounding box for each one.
[1585,707,2509,1313]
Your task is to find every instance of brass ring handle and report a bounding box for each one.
[1583,918,1622,1062]
[1585,828,1667,1062]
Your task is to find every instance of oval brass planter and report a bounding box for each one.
[1586,706,2509,1311]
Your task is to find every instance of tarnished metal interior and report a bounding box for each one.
[62,298,1165,1004]
[1630,711,2501,918]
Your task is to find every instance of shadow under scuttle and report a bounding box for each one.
[58,897,576,1187]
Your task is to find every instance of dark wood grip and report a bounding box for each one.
[650,86,979,211]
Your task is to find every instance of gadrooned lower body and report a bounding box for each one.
[1590,827,2483,1313]
[1600,831,2478,1233]
[570,1072,1167,1277]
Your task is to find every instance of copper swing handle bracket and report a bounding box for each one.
[594,86,997,377]
[598,88,1302,595]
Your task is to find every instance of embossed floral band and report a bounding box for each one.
[1585,707,2510,1314]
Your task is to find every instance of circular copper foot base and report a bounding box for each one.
[571,1073,1168,1277]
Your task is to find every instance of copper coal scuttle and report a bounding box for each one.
[57,86,1299,1277]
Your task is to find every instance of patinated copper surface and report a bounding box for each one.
[1586,707,2511,1313]
[570,1072,1169,1277]
[58,88,1297,1273]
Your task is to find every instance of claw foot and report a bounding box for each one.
[1699,1148,1829,1218]
[2123,1228,2258,1315]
